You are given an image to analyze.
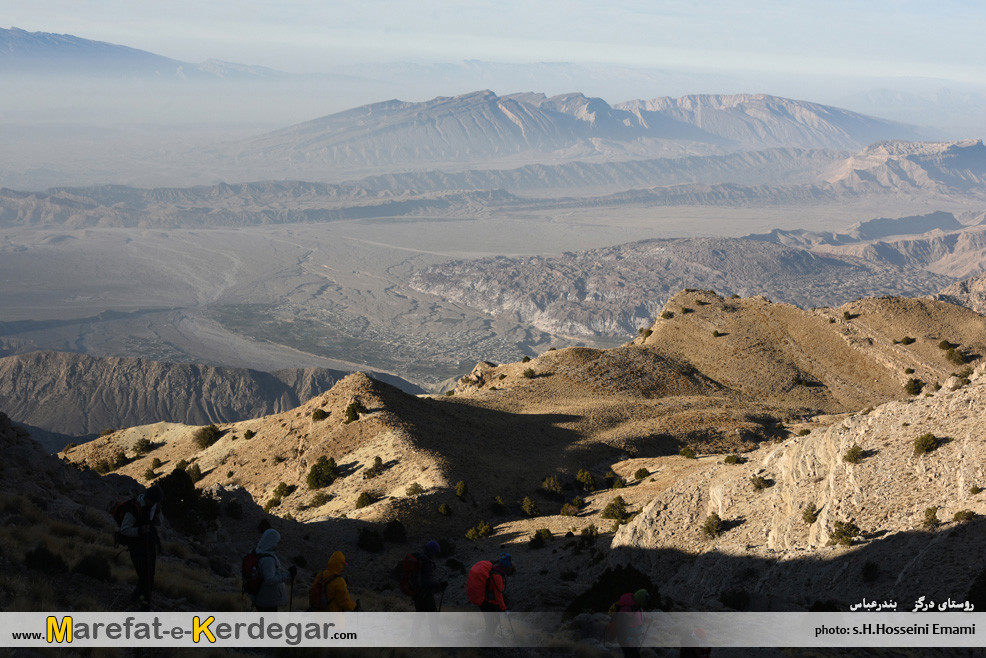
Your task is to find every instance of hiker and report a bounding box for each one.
[118,484,164,610]
[615,589,650,658]
[251,529,297,612]
[468,553,514,641]
[679,627,711,658]
[309,550,359,612]
[406,541,447,641]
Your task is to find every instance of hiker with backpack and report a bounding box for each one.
[116,484,164,610]
[402,541,447,641]
[247,528,297,612]
[467,553,514,641]
[613,589,650,658]
[309,551,359,612]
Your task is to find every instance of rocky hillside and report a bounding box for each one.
[935,272,986,314]
[612,362,986,611]
[0,350,419,445]
[409,238,954,336]
[828,139,986,193]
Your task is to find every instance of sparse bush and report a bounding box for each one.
[681,307,693,314]
[723,454,745,464]
[174,458,189,471]
[455,480,468,498]
[542,475,563,495]
[904,368,914,374]
[610,476,625,489]
[954,510,976,523]
[491,495,506,514]
[913,433,939,456]
[406,482,425,496]
[72,553,112,582]
[143,468,156,481]
[900,336,915,345]
[263,497,281,513]
[702,512,723,538]
[679,445,697,459]
[273,482,296,498]
[100,428,116,437]
[798,429,811,436]
[712,330,721,337]
[730,293,740,299]
[193,424,221,450]
[802,503,818,525]
[344,400,366,423]
[438,503,452,516]
[311,409,328,421]
[843,311,851,321]
[576,469,596,492]
[581,524,598,542]
[133,438,153,456]
[522,368,535,379]
[639,328,653,339]
[843,444,864,464]
[970,486,983,495]
[938,340,952,350]
[905,378,924,396]
[828,317,836,323]
[498,373,507,380]
[307,456,338,489]
[602,496,628,520]
[112,450,128,469]
[528,528,552,549]
[946,348,966,365]
[521,356,531,363]
[362,456,385,479]
[309,492,330,508]
[465,520,493,541]
[923,507,940,529]
[750,475,768,490]
[570,495,584,509]
[151,457,162,469]
[661,310,674,319]
[355,492,375,509]
[559,503,578,516]
[63,442,77,452]
[243,429,256,440]
[444,390,454,396]
[828,520,860,546]
[186,463,203,482]
[633,467,650,480]
[521,496,540,517]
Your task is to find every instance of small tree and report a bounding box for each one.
[522,368,535,379]
[723,454,745,465]
[970,486,983,495]
[900,336,915,345]
[904,378,924,396]
[133,438,153,456]
[602,496,628,520]
[186,463,203,482]
[541,475,563,495]
[843,444,863,464]
[923,507,940,529]
[661,311,674,319]
[954,510,976,523]
[802,503,818,525]
[521,496,540,517]
[143,468,156,481]
[307,456,338,489]
[521,356,531,363]
[702,512,723,538]
[355,492,375,509]
[193,424,221,450]
[112,451,128,469]
[938,339,952,350]
[750,475,768,491]
[174,458,189,471]
[528,528,551,549]
[406,482,425,496]
[576,469,596,492]
[438,503,452,516]
[151,457,162,469]
[455,480,468,498]
[466,520,493,541]
[633,467,650,480]
[679,446,697,459]
[828,520,860,546]
[913,433,938,456]
[312,409,328,421]
[243,429,256,440]
[491,495,506,514]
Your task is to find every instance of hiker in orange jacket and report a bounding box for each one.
[311,551,359,612]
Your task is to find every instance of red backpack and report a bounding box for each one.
[467,560,494,606]
[399,553,423,596]
[241,551,268,596]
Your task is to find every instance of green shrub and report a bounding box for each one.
[946,348,966,365]
[576,469,596,492]
[112,451,128,469]
[193,424,221,450]
[828,520,860,546]
[444,390,454,396]
[679,446,697,459]
[406,482,425,496]
[273,482,296,498]
[843,444,864,464]
[243,429,256,440]
[186,463,203,482]
[913,433,939,455]
[522,368,535,379]
[660,311,673,319]
[905,378,924,396]
[306,456,338,489]
[312,409,328,421]
[610,477,625,489]
[438,503,452,516]
[542,475,563,495]
[681,307,693,314]
[491,496,505,514]
[143,468,156,481]
[466,520,493,541]
[633,468,650,480]
[528,528,552,549]
[750,475,768,490]
[954,510,976,522]
[362,456,384,479]
[970,486,983,495]
[712,330,721,338]
[559,503,578,516]
[263,497,281,513]
[904,367,914,374]
[900,336,915,345]
[355,492,375,509]
[938,340,952,350]
[843,311,851,321]
[151,457,162,469]
[798,429,811,436]
[521,356,531,363]
[133,438,153,456]
[601,496,628,520]
[63,442,77,452]
[455,480,468,498]
[226,470,234,478]
[570,495,584,509]
[498,373,507,380]
[309,491,330,508]
[702,512,723,538]
[723,454,745,464]
[802,503,818,525]
[639,328,653,339]
[923,506,939,529]
[581,524,598,541]
[344,400,366,423]
[175,458,190,471]
[521,496,540,517]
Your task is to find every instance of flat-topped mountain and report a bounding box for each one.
[208,90,919,179]
[0,350,419,446]
[409,237,953,336]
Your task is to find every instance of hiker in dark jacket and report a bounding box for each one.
[119,484,163,610]
[411,541,447,641]
[252,529,296,612]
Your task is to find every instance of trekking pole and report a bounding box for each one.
[505,613,519,644]
[289,576,295,613]
[438,587,446,613]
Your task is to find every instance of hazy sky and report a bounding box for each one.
[3,0,986,84]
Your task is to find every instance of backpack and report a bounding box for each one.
[466,560,494,606]
[308,573,340,609]
[242,551,268,596]
[398,553,423,597]
[603,600,621,642]
[111,498,141,547]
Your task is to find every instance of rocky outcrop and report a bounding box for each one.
[935,272,986,314]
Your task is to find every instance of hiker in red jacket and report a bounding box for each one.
[468,553,513,641]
